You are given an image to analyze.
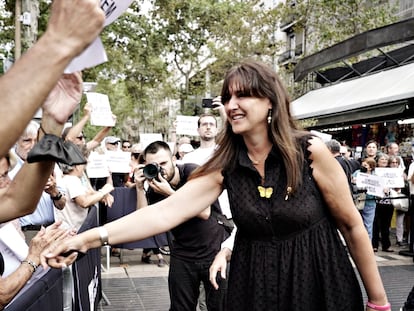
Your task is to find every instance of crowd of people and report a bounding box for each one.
[0,0,407,310]
[329,139,411,253]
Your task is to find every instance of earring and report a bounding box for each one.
[267,109,272,124]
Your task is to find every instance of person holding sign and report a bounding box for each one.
[372,153,394,252]
[389,156,409,247]
[353,157,377,241]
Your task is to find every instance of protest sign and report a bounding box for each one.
[356,172,385,197]
[140,133,164,150]
[86,152,110,178]
[86,92,115,127]
[374,167,405,188]
[65,0,134,73]
[176,115,199,136]
[106,151,131,173]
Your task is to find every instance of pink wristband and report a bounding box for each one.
[366,301,391,311]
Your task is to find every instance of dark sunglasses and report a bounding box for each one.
[108,142,119,145]
[122,145,131,148]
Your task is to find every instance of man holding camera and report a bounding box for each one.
[135,141,229,311]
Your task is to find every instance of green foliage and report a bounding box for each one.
[278,0,397,56]
[0,0,399,138]
[277,0,397,100]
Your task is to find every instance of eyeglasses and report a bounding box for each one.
[390,161,398,164]
[122,145,131,148]
[76,134,84,140]
[200,122,216,128]
[108,142,119,145]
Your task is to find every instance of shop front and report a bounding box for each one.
[291,62,414,167]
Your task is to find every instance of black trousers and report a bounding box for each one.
[168,256,227,311]
[372,203,394,250]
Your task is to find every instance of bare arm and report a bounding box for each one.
[65,103,91,142]
[44,175,66,210]
[0,223,68,309]
[86,126,113,151]
[74,183,114,208]
[42,171,224,268]
[309,137,389,307]
[134,166,149,209]
[0,0,104,157]
[0,73,83,223]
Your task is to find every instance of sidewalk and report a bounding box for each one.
[99,247,414,311]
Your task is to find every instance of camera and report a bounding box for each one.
[143,163,161,180]
[202,98,216,108]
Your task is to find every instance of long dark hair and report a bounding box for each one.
[191,59,307,193]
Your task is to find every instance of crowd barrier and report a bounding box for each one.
[5,206,101,311]
[106,187,169,249]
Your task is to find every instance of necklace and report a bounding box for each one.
[247,152,268,165]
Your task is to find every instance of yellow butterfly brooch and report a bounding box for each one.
[257,186,273,199]
[257,186,292,200]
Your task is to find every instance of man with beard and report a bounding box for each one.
[182,114,219,165]
[135,141,228,310]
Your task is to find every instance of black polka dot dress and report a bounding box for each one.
[222,137,363,311]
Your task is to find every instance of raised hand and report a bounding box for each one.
[45,0,105,58]
[42,72,83,126]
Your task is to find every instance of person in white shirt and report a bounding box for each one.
[56,162,114,231]
[182,114,218,166]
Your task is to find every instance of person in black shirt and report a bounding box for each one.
[134,141,228,311]
[326,139,358,193]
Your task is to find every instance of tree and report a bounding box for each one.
[276,0,397,98]
[151,0,280,115]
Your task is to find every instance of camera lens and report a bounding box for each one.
[143,163,160,179]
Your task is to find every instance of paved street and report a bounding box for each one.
[98,245,414,311]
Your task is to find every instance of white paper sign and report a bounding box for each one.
[140,133,164,150]
[0,223,28,277]
[65,0,134,73]
[356,172,385,197]
[64,38,108,74]
[86,92,115,126]
[106,151,131,173]
[86,151,110,178]
[166,142,175,154]
[374,167,405,188]
[176,115,199,136]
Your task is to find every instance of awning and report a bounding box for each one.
[290,62,414,127]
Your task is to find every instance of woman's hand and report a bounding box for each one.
[40,234,86,269]
[209,248,231,290]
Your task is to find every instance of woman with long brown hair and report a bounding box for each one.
[41,60,390,311]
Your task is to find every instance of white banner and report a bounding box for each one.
[374,167,405,188]
[86,92,115,127]
[106,151,131,173]
[176,115,199,136]
[65,0,134,73]
[140,133,164,150]
[356,172,385,198]
[86,151,110,178]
